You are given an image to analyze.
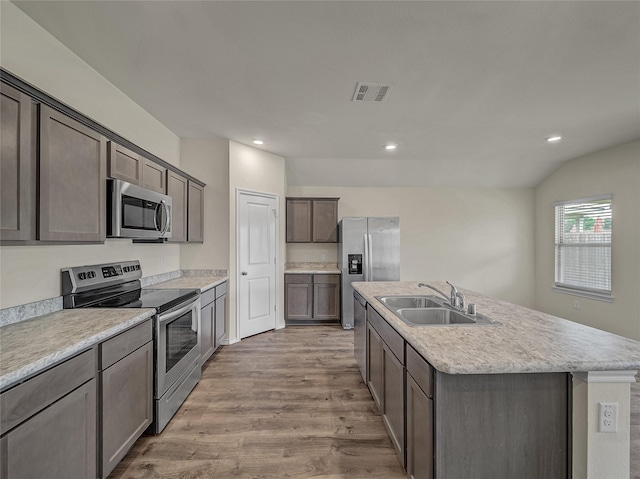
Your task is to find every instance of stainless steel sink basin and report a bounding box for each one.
[397,308,476,325]
[377,295,443,309]
[376,294,500,327]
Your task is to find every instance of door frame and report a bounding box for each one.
[235,188,280,340]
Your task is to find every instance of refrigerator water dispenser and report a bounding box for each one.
[348,254,363,274]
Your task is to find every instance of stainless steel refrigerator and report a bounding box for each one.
[338,217,400,329]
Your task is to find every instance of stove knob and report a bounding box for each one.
[78,273,86,280]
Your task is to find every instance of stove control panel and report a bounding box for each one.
[61,260,142,295]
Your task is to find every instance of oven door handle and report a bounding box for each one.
[158,298,199,325]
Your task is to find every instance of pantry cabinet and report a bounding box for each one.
[39,105,106,242]
[286,198,339,243]
[0,83,36,241]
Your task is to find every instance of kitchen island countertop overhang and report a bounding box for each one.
[353,280,640,375]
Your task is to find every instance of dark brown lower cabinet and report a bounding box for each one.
[0,350,97,479]
[285,274,340,323]
[366,312,405,467]
[99,321,153,479]
[201,282,228,365]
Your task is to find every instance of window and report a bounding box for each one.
[554,195,612,299]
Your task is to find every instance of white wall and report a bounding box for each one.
[535,139,640,340]
[0,3,182,308]
[228,141,287,341]
[287,186,536,308]
[179,138,230,271]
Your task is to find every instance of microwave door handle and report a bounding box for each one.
[153,202,161,232]
[160,200,170,236]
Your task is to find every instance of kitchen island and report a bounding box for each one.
[353,281,640,479]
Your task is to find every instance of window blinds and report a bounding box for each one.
[554,195,612,295]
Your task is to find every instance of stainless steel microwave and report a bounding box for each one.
[107,179,172,239]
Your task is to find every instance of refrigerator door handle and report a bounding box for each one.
[363,233,369,281]
[368,234,373,281]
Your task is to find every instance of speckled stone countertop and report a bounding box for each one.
[0,308,155,391]
[285,263,341,274]
[148,275,227,292]
[353,281,640,375]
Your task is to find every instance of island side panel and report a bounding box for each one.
[434,371,569,479]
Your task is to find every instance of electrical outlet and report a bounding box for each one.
[598,402,618,433]
[573,300,580,310]
[320,254,326,261]
[304,254,310,261]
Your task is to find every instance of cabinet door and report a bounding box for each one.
[187,181,204,242]
[39,105,106,242]
[3,379,96,479]
[142,158,166,193]
[201,301,215,363]
[406,373,434,479]
[312,199,338,242]
[285,283,313,320]
[383,343,405,466]
[286,199,312,242]
[312,276,340,320]
[167,171,188,242]
[1,83,35,241]
[107,141,143,185]
[366,322,383,411]
[101,342,152,479]
[215,293,227,347]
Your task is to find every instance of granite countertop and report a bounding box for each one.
[0,308,155,391]
[353,281,640,375]
[149,275,227,292]
[285,263,341,274]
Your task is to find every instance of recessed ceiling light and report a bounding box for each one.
[546,135,562,143]
[253,139,264,145]
[385,144,397,151]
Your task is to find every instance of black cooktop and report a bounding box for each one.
[87,287,199,314]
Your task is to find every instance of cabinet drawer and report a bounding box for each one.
[285,274,312,284]
[1,349,96,433]
[407,344,434,398]
[367,307,404,365]
[215,281,227,298]
[313,274,339,284]
[101,320,152,370]
[201,288,215,307]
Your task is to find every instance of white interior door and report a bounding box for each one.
[238,191,278,339]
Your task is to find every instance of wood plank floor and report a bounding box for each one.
[109,326,640,479]
[109,326,406,478]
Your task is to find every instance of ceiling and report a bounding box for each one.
[13,1,640,188]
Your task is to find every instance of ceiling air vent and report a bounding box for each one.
[352,82,392,102]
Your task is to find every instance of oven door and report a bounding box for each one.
[156,298,201,397]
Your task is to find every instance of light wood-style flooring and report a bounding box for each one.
[109,326,640,479]
[109,326,405,478]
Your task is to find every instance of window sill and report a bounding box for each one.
[551,286,614,303]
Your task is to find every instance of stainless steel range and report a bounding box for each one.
[62,260,201,433]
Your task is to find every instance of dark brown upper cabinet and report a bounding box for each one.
[286,197,339,243]
[142,158,167,194]
[107,141,144,185]
[39,105,106,242]
[0,83,36,241]
[187,181,204,243]
[167,171,188,243]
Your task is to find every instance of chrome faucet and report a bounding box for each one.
[418,281,466,312]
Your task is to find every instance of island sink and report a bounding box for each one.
[376,294,500,326]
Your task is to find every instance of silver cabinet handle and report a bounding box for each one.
[241,271,248,275]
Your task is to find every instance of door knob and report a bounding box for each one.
[241,271,248,275]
